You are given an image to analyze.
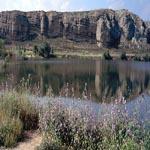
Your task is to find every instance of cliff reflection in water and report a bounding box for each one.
[1,59,150,102]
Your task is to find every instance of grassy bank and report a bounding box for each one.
[0,82,149,149]
[0,89,39,148]
[4,37,150,60]
[55,49,150,61]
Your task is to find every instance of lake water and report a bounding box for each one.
[1,58,150,103]
[1,58,150,123]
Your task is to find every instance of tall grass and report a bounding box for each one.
[0,89,39,147]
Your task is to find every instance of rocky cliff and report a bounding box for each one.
[0,9,149,49]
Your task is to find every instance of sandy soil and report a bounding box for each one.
[8,131,42,150]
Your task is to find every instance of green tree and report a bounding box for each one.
[120,52,127,60]
[102,51,112,60]
[0,39,7,58]
[34,42,53,58]
[143,54,150,62]
[33,45,38,55]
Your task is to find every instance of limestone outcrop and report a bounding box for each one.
[0,9,149,49]
[96,12,121,48]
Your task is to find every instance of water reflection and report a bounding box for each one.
[0,59,150,102]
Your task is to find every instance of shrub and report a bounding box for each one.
[0,39,7,58]
[39,98,149,150]
[0,91,39,130]
[134,55,141,61]
[33,42,53,58]
[102,51,112,60]
[0,117,22,147]
[0,90,39,147]
[143,131,150,150]
[133,54,150,62]
[37,140,65,150]
[143,54,150,62]
[33,45,38,55]
[120,52,128,60]
[121,138,140,150]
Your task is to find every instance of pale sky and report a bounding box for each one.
[0,0,149,20]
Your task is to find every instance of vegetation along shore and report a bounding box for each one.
[0,78,149,149]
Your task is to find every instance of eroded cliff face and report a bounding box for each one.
[0,9,149,49]
[0,11,29,41]
[146,22,150,44]
[96,11,121,48]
